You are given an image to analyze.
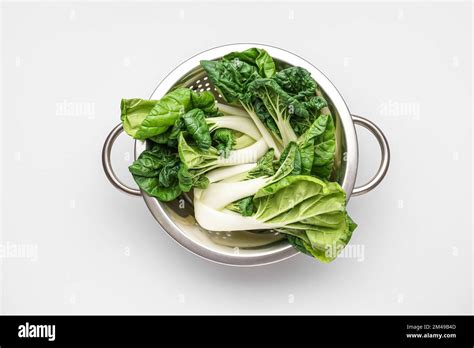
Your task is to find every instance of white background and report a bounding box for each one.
[1,1,472,314]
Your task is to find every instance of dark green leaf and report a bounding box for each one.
[311,115,336,180]
[200,59,260,104]
[224,48,276,78]
[254,98,280,137]
[272,66,317,100]
[191,90,219,116]
[247,149,275,178]
[278,142,302,175]
[178,165,210,192]
[212,128,235,158]
[182,109,212,150]
[133,176,182,202]
[227,196,255,216]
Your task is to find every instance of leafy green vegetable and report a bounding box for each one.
[254,98,281,139]
[247,78,300,145]
[227,196,254,216]
[121,99,167,139]
[178,133,268,177]
[119,47,356,263]
[272,66,316,100]
[197,143,299,210]
[254,176,354,263]
[148,129,173,144]
[194,174,355,263]
[279,142,302,175]
[133,176,182,201]
[129,144,184,201]
[122,89,220,140]
[121,88,193,140]
[219,149,275,183]
[296,114,330,175]
[128,144,176,178]
[201,57,283,157]
[213,128,235,158]
[224,47,276,78]
[287,216,357,262]
[311,114,336,180]
[248,71,319,146]
[182,109,212,150]
[234,133,255,149]
[190,90,219,116]
[200,59,260,104]
[247,149,275,178]
[177,165,209,192]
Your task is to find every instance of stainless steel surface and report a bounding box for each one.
[351,115,390,196]
[102,123,141,196]
[103,43,390,266]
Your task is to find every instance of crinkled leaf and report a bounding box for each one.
[134,88,192,139]
[158,161,180,188]
[296,114,330,175]
[182,109,212,150]
[278,142,302,176]
[128,144,183,201]
[272,66,317,100]
[128,144,176,177]
[212,128,235,158]
[254,98,281,137]
[191,90,219,116]
[224,48,276,78]
[305,95,328,113]
[200,59,260,104]
[121,99,166,139]
[178,165,209,192]
[227,196,255,216]
[149,129,172,144]
[311,115,336,180]
[121,88,218,141]
[178,133,218,172]
[133,176,182,202]
[251,175,356,263]
[247,149,275,179]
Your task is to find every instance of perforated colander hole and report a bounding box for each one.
[205,82,210,87]
[203,76,208,80]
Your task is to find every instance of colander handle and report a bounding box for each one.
[102,123,141,196]
[351,115,390,196]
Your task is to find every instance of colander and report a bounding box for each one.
[102,43,390,266]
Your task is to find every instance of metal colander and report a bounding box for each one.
[102,43,390,266]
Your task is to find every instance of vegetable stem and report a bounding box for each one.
[216,103,250,118]
[242,104,282,158]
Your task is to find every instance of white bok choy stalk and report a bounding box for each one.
[206,116,260,140]
[196,144,299,210]
[241,104,282,159]
[205,163,257,184]
[193,195,280,231]
[178,133,269,177]
[193,174,352,251]
[216,103,250,118]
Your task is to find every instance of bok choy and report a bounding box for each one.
[118,47,357,263]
